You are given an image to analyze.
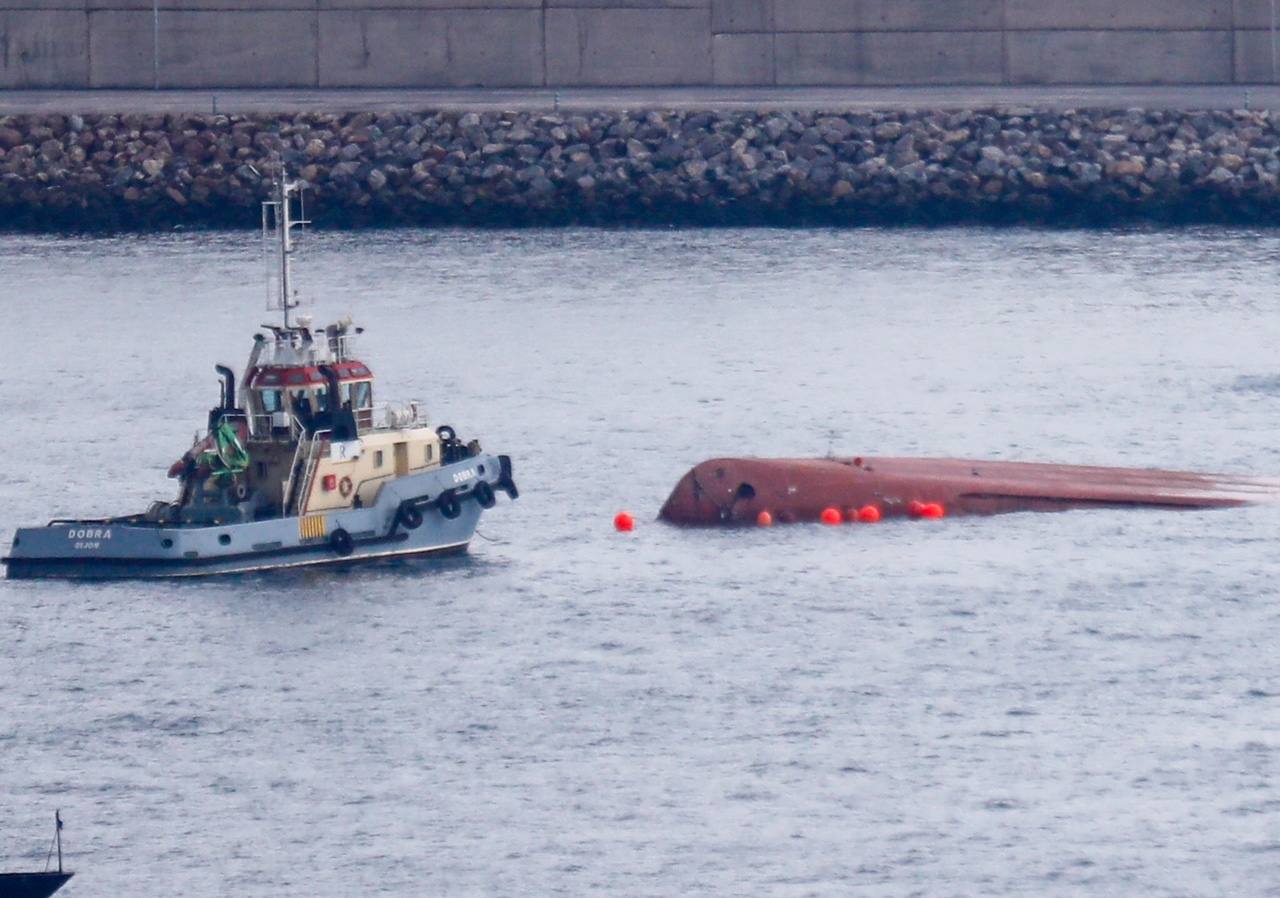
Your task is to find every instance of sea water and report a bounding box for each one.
[2,226,1278,896]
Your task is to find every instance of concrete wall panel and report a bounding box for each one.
[320,0,538,8]
[713,31,771,84]
[85,1,311,9]
[1233,29,1280,82]
[712,0,771,33]
[774,0,1002,33]
[776,30,1003,85]
[1008,30,1233,84]
[152,10,316,87]
[1232,0,1280,29]
[0,9,87,87]
[87,9,149,86]
[1006,0,1232,30]
[318,8,540,86]
[0,2,85,9]
[549,1,709,7]
[546,7,711,85]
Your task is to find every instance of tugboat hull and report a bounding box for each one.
[4,454,515,579]
[660,456,1280,526]
[0,873,73,898]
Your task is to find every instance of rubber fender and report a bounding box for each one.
[437,490,462,520]
[330,528,354,556]
[398,501,423,530]
[473,481,496,509]
[498,455,519,499]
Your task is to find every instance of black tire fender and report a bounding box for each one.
[438,489,462,520]
[398,501,424,530]
[330,528,354,557]
[436,425,456,442]
[473,481,496,509]
[498,455,519,500]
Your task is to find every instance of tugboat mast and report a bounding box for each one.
[263,175,309,329]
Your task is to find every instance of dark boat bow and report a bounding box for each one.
[0,873,73,898]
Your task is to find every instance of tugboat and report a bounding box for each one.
[4,178,517,579]
[1,812,73,898]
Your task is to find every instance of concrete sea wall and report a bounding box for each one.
[4,1,1280,90]
[3,107,1280,228]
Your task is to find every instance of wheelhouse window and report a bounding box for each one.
[350,380,373,409]
[259,389,284,413]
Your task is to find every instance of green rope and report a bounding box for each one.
[199,420,250,483]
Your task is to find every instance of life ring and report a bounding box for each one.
[473,481,496,509]
[398,501,423,530]
[233,481,249,501]
[338,476,354,498]
[330,528,354,557]
[437,489,462,520]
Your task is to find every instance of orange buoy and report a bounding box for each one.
[820,507,842,525]
[857,504,881,523]
[614,511,635,532]
[907,500,926,518]
[756,510,773,527]
[921,502,945,519]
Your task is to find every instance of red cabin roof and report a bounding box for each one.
[245,361,373,389]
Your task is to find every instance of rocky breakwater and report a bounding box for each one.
[2,107,1280,228]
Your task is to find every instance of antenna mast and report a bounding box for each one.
[45,810,64,874]
[262,174,309,328]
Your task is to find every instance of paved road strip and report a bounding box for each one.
[4,85,1280,114]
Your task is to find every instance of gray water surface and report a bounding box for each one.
[2,227,1279,897]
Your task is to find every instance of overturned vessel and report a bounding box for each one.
[660,456,1280,526]
[4,178,517,579]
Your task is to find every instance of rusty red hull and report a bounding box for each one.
[659,456,1280,526]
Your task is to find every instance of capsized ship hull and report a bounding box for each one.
[659,456,1280,526]
[4,454,515,579]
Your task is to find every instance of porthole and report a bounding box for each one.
[218,534,231,546]
[161,538,174,549]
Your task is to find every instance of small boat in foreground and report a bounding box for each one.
[2,813,72,898]
[4,177,517,579]
[660,456,1280,526]
[0,875,72,898]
